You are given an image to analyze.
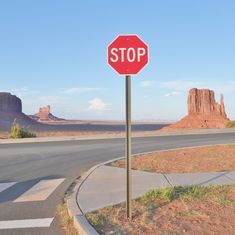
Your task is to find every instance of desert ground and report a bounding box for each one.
[111,144,235,173]
[86,185,235,235]
[87,145,235,234]
[0,116,169,139]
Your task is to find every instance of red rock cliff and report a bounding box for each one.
[37,105,51,121]
[162,88,229,130]
[31,105,64,122]
[0,92,22,113]
[188,88,227,118]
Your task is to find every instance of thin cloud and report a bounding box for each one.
[140,80,201,90]
[164,91,181,97]
[88,98,109,112]
[139,80,235,99]
[160,81,201,91]
[139,80,156,88]
[22,95,72,115]
[11,87,29,94]
[10,87,39,98]
[62,87,104,94]
[160,80,235,94]
[38,96,71,104]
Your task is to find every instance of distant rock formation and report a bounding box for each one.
[37,105,51,121]
[0,92,38,131]
[188,89,227,118]
[162,88,229,131]
[30,105,64,122]
[0,92,22,112]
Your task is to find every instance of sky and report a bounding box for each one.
[0,0,235,121]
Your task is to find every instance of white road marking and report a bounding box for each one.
[0,182,16,193]
[14,178,65,202]
[0,217,54,229]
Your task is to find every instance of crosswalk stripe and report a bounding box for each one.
[0,182,17,193]
[14,178,65,202]
[0,218,54,229]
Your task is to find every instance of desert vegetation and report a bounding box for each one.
[56,200,78,235]
[9,120,36,138]
[226,120,235,128]
[86,185,235,234]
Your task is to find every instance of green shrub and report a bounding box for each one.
[9,120,36,138]
[86,213,106,230]
[141,186,209,206]
[181,186,208,201]
[226,121,235,128]
[141,189,162,206]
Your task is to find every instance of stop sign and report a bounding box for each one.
[108,35,148,75]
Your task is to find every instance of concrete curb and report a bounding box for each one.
[66,143,235,234]
[66,155,127,235]
[67,165,100,235]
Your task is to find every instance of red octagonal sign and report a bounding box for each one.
[108,35,148,75]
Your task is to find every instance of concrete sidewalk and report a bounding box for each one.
[77,165,235,213]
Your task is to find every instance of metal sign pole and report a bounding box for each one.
[126,75,132,219]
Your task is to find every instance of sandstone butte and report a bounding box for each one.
[0,92,22,113]
[33,105,64,122]
[162,88,230,131]
[0,92,37,130]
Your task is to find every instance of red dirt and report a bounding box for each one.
[112,145,235,173]
[87,186,235,235]
[0,132,8,139]
[35,131,118,137]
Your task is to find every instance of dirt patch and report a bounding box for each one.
[111,144,235,173]
[0,130,120,139]
[56,178,81,235]
[0,131,8,139]
[86,185,235,235]
[56,203,78,235]
[35,131,118,137]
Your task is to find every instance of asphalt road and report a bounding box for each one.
[1,132,235,234]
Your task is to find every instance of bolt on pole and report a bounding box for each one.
[126,75,132,219]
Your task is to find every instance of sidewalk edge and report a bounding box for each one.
[66,143,235,235]
[66,156,124,235]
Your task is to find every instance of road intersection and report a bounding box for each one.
[1,132,235,234]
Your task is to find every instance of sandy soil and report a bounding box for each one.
[0,130,119,139]
[0,115,168,134]
[35,131,119,137]
[87,185,235,235]
[0,132,8,139]
[0,122,168,139]
[111,145,235,173]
